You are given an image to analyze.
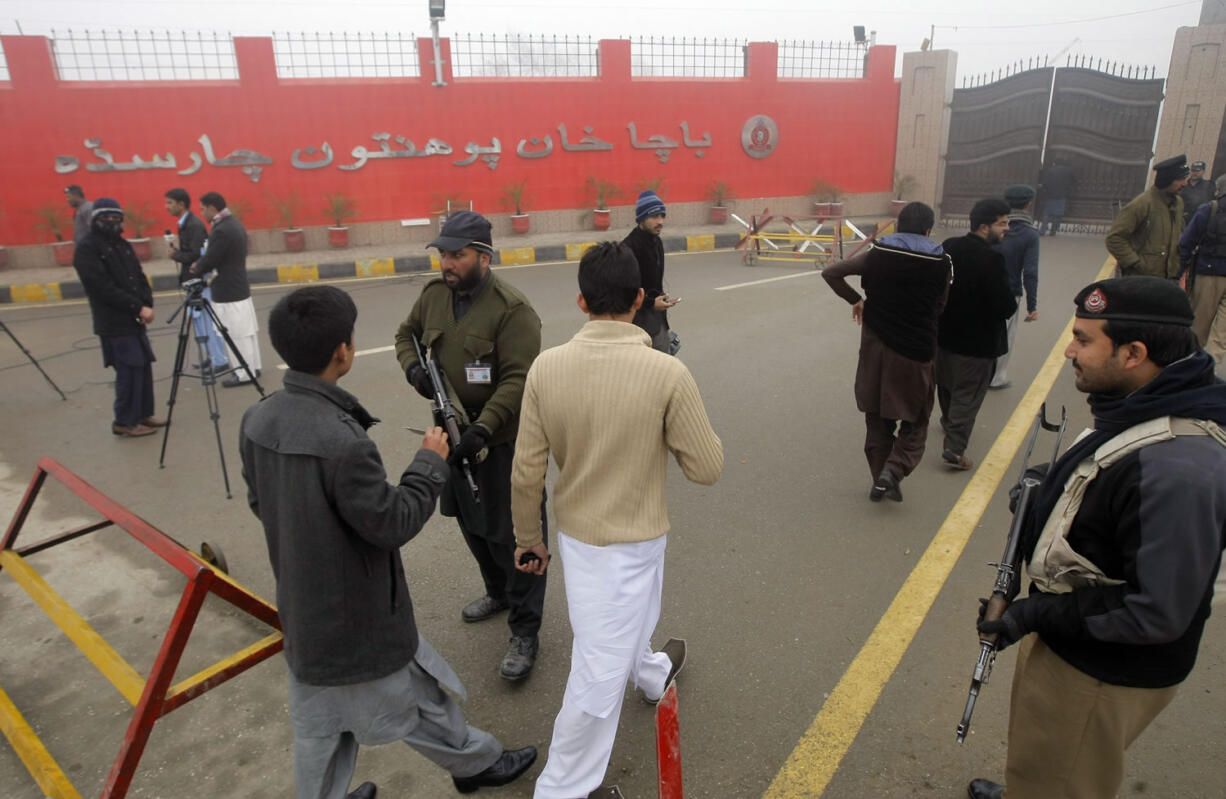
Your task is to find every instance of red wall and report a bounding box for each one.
[0,35,900,246]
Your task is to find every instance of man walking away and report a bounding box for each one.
[1106,155,1189,280]
[195,191,261,386]
[1179,174,1226,364]
[241,286,537,799]
[822,202,951,502]
[511,242,723,798]
[990,185,1041,389]
[623,190,679,353]
[1037,159,1073,237]
[936,198,1017,470]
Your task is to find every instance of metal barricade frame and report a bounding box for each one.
[0,456,283,799]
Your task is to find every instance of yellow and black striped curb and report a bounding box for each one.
[1,233,743,304]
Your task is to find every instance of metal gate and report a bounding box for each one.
[941,59,1164,228]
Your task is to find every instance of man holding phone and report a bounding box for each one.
[624,190,680,353]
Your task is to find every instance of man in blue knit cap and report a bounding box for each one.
[623,190,679,353]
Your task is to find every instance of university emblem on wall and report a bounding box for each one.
[741,115,778,159]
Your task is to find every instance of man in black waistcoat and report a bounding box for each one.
[936,198,1017,470]
[823,202,952,501]
[73,197,166,437]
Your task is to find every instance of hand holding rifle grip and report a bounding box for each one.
[412,334,481,503]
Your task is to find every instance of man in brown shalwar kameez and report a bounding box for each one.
[823,202,952,501]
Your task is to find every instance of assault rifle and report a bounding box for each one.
[956,402,1066,743]
[412,334,480,504]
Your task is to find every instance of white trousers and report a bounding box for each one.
[533,532,672,799]
[992,296,1023,386]
[213,296,262,379]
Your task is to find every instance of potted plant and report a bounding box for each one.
[324,192,357,248]
[500,180,531,235]
[811,179,843,217]
[228,197,255,224]
[892,172,917,217]
[272,191,305,252]
[705,181,735,224]
[123,201,157,262]
[32,205,73,266]
[585,177,621,231]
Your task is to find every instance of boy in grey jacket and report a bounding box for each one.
[240,285,535,799]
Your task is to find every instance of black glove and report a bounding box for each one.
[976,592,1072,650]
[451,424,490,463]
[406,363,432,399]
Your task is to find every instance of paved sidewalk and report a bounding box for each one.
[1,223,751,304]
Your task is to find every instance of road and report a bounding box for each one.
[1,233,1222,798]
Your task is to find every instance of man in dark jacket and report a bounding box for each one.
[394,211,547,681]
[241,285,536,799]
[936,198,1018,469]
[822,202,951,502]
[1179,174,1226,364]
[164,187,228,372]
[73,197,166,437]
[1036,160,1073,236]
[1180,160,1213,226]
[623,190,679,352]
[196,191,259,386]
[990,185,1042,389]
[968,277,1226,799]
[1106,155,1189,280]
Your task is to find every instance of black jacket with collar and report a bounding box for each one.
[937,233,1017,358]
[73,228,153,338]
[195,213,251,303]
[170,211,208,283]
[240,371,449,686]
[623,225,668,336]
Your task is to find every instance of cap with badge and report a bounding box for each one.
[1003,184,1036,206]
[428,210,494,255]
[1074,276,1193,327]
[1152,154,1190,189]
[1191,160,1206,172]
[90,197,124,219]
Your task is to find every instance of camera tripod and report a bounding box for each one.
[159,281,264,497]
[0,317,67,400]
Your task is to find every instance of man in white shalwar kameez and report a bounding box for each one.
[511,242,724,799]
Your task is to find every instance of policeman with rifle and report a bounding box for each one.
[962,277,1226,799]
[394,210,548,681]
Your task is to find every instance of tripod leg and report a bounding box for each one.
[158,307,195,468]
[199,359,233,498]
[0,318,68,401]
[204,299,266,397]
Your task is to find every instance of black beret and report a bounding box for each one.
[1003,184,1035,205]
[1074,276,1193,327]
[1153,154,1189,188]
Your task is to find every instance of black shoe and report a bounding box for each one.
[645,637,687,704]
[870,469,902,502]
[347,782,376,799]
[452,746,537,794]
[221,374,253,388]
[462,595,509,623]
[967,778,1005,799]
[499,635,538,681]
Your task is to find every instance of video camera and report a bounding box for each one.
[181,277,206,297]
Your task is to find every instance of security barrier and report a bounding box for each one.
[735,208,897,268]
[0,457,283,799]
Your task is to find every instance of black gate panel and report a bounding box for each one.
[941,68,1052,219]
[1044,68,1164,222]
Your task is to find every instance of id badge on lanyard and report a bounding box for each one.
[465,361,492,385]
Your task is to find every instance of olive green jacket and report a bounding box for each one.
[394,272,542,447]
[1105,187,1185,279]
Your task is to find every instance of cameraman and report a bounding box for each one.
[165,188,228,373]
[195,191,260,387]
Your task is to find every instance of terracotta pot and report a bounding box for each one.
[52,240,75,266]
[826,202,845,217]
[128,237,153,262]
[813,202,830,216]
[593,209,611,231]
[0,246,7,271]
[328,226,349,248]
[890,200,908,218]
[511,214,530,235]
[284,228,306,252]
[710,206,729,224]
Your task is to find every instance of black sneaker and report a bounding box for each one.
[871,470,902,502]
[499,635,538,681]
[967,778,1005,799]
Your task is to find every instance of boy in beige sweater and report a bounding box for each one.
[511,241,723,798]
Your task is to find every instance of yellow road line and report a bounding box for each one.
[0,551,145,706]
[764,257,1116,798]
[0,685,82,799]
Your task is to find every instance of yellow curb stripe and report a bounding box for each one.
[429,252,441,271]
[9,283,63,303]
[355,257,394,277]
[686,234,715,252]
[276,263,319,283]
[566,242,596,261]
[0,685,81,799]
[500,246,535,265]
[763,257,1117,799]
